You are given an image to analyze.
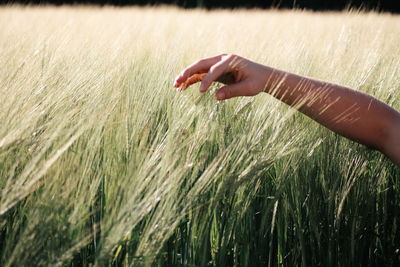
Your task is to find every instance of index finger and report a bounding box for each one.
[173,54,226,88]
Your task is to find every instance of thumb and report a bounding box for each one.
[215,81,251,100]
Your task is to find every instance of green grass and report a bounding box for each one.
[0,6,399,266]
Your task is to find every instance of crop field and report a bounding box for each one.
[0,5,399,266]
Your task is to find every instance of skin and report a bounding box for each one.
[173,54,400,166]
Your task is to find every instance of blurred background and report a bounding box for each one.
[1,0,399,13]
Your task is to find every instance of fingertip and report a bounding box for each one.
[199,78,211,92]
[174,76,182,87]
[173,77,178,87]
[199,82,206,93]
[216,91,225,100]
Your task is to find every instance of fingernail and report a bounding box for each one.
[216,91,225,100]
[199,84,205,92]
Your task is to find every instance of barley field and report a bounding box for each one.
[0,6,399,266]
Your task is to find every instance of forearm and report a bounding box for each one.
[263,67,400,164]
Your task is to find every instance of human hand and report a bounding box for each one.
[173,54,272,100]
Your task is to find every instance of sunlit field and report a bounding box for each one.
[0,6,399,266]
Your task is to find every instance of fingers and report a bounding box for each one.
[215,80,252,101]
[173,54,226,88]
[177,73,207,92]
[199,55,232,92]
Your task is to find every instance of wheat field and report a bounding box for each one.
[0,5,399,266]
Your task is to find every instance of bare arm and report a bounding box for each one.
[265,68,400,165]
[174,54,400,166]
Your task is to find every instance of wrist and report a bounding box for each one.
[261,65,276,94]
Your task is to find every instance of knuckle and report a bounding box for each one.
[181,68,191,78]
[220,53,240,60]
[221,54,231,61]
[209,64,218,73]
[227,54,238,60]
[197,59,206,65]
[222,54,240,66]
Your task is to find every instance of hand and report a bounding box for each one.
[173,54,272,100]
